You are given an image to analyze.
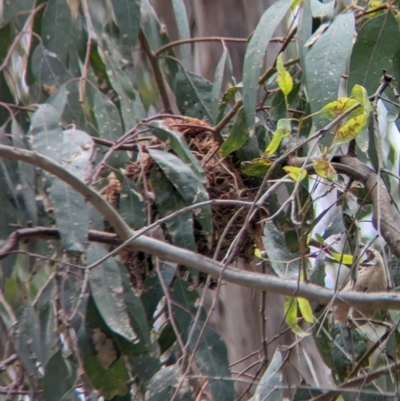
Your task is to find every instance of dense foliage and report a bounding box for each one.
[1,0,400,400]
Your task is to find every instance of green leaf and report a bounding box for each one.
[15,301,43,375]
[219,107,250,156]
[50,179,88,255]
[78,327,129,399]
[262,222,301,279]
[158,322,176,354]
[41,0,72,64]
[276,54,293,96]
[298,297,314,323]
[43,350,76,401]
[284,296,298,328]
[171,277,203,342]
[111,0,141,49]
[265,118,291,155]
[175,68,213,123]
[350,84,371,116]
[251,349,282,401]
[241,158,272,177]
[35,277,58,366]
[141,261,176,323]
[211,47,228,122]
[149,166,196,252]
[147,120,206,182]
[118,173,147,229]
[243,0,293,130]
[61,128,95,180]
[148,149,213,248]
[88,243,139,343]
[171,0,191,68]
[11,119,37,224]
[348,12,398,99]
[188,322,235,401]
[146,366,194,401]
[28,104,63,160]
[305,13,355,138]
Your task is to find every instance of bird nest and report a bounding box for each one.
[119,117,264,289]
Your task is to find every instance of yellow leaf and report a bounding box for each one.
[241,158,273,177]
[283,166,307,182]
[330,251,353,265]
[298,297,314,323]
[351,84,371,116]
[291,0,303,9]
[319,98,358,120]
[333,113,368,145]
[284,296,298,328]
[276,54,293,96]
[312,158,336,180]
[254,248,263,259]
[366,0,385,17]
[265,119,291,155]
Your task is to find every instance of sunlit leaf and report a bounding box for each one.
[298,297,314,323]
[330,251,353,265]
[283,166,307,182]
[333,113,368,145]
[312,158,336,180]
[350,84,371,116]
[319,98,358,120]
[241,158,272,177]
[265,118,291,155]
[276,54,293,96]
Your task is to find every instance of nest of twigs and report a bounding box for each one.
[120,117,263,289]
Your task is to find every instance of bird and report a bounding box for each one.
[332,248,388,326]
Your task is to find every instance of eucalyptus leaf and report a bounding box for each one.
[243,0,293,130]
[305,13,355,137]
[50,179,88,255]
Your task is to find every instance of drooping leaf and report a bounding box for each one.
[250,349,283,401]
[147,120,206,182]
[148,149,213,247]
[61,128,94,180]
[333,113,368,145]
[78,326,129,399]
[241,157,273,177]
[111,0,141,49]
[276,53,293,96]
[262,222,301,279]
[319,98,358,120]
[43,350,76,401]
[188,322,235,401]
[175,68,213,123]
[146,366,194,401]
[141,261,176,323]
[350,84,371,116]
[211,47,228,122]
[41,0,72,64]
[329,251,353,265]
[28,103,63,160]
[171,277,204,343]
[219,107,250,156]
[283,166,307,182]
[50,179,88,255]
[312,158,336,180]
[118,172,147,229]
[11,119,37,224]
[265,118,292,155]
[149,166,196,253]
[305,13,355,138]
[171,0,191,68]
[243,0,293,130]
[348,12,398,99]
[88,243,139,344]
[298,297,314,323]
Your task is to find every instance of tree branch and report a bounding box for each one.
[1,145,400,310]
